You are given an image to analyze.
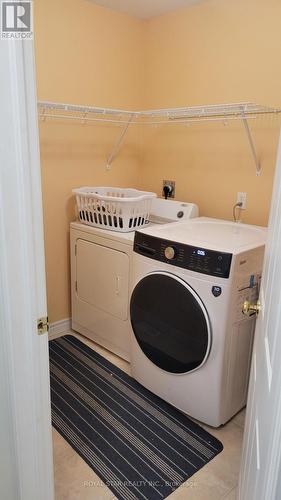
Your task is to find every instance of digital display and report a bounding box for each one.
[197,249,206,256]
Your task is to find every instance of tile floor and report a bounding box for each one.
[51,332,244,500]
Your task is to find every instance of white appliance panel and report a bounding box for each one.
[139,217,267,254]
[71,227,133,360]
[76,239,129,321]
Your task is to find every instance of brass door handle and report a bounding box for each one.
[242,300,261,317]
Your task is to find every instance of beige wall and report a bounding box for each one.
[35,0,144,322]
[35,0,281,323]
[140,0,281,224]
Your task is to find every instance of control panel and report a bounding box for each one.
[134,232,233,278]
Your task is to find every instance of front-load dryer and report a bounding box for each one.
[129,217,267,426]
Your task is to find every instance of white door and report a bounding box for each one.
[0,36,54,499]
[239,131,281,499]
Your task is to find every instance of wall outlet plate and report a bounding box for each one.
[237,192,247,209]
[163,180,175,198]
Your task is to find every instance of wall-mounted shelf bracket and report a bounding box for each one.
[106,113,135,170]
[242,116,261,176]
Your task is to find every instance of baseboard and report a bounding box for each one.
[48,318,71,341]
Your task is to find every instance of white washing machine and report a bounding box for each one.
[70,199,198,361]
[129,217,267,426]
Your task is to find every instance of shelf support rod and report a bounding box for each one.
[106,113,135,170]
[242,116,261,176]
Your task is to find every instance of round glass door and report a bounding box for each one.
[130,272,211,374]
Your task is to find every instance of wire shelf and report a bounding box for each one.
[37,101,281,174]
[38,101,281,125]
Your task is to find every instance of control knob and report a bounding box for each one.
[164,246,177,260]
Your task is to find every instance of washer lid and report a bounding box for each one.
[137,217,267,254]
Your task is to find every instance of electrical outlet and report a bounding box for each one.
[163,180,175,198]
[237,192,247,209]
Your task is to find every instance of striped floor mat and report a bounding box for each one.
[49,335,223,500]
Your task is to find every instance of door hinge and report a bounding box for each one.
[75,244,77,256]
[75,280,78,292]
[37,316,49,335]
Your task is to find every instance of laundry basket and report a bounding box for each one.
[73,187,157,232]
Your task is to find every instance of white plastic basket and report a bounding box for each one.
[73,187,157,232]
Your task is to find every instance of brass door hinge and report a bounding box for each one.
[37,316,49,335]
